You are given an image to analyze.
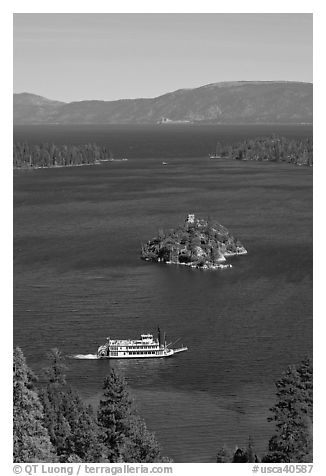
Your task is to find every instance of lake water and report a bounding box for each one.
[13,124,313,462]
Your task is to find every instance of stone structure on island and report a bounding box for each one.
[141,214,247,270]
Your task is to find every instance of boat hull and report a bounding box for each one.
[97,347,187,359]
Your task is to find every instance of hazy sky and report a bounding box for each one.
[13,13,313,102]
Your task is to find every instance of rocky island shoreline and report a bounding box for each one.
[141,214,247,270]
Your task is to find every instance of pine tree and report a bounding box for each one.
[233,448,248,463]
[97,369,170,463]
[40,348,105,462]
[262,357,313,463]
[97,369,134,462]
[40,387,73,460]
[13,347,55,463]
[40,349,75,461]
[62,389,106,462]
[121,415,164,462]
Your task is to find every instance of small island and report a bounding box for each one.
[141,214,247,270]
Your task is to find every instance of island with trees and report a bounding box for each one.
[141,214,247,270]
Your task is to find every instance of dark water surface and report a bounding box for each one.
[13,125,312,462]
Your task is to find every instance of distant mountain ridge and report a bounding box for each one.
[13,81,313,125]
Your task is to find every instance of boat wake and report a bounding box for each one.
[72,354,99,360]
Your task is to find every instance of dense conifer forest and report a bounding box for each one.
[13,348,171,463]
[13,142,112,168]
[13,135,312,168]
[214,136,313,166]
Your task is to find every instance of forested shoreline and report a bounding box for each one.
[13,142,112,168]
[14,348,312,463]
[215,136,313,166]
[13,135,312,169]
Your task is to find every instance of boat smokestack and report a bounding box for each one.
[158,327,162,347]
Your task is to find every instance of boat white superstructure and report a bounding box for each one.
[97,329,187,359]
